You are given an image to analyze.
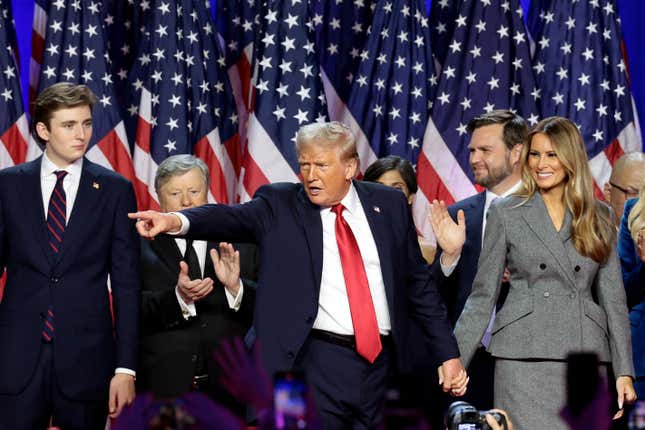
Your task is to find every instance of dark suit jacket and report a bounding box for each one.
[180,181,459,376]
[618,198,645,379]
[0,157,140,400]
[430,192,486,324]
[137,235,258,396]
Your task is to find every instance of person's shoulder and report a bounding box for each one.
[85,159,132,188]
[358,180,402,195]
[498,194,525,209]
[0,158,38,179]
[255,182,302,197]
[450,191,485,211]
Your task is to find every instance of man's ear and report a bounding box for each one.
[345,156,359,180]
[602,182,611,203]
[35,122,50,143]
[511,143,523,165]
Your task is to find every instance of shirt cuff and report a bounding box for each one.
[115,368,136,378]
[168,212,190,235]
[440,253,461,276]
[224,281,244,311]
[176,286,197,319]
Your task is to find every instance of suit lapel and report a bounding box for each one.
[466,192,486,249]
[19,157,52,266]
[151,235,184,273]
[520,193,576,287]
[354,182,394,307]
[56,159,103,267]
[295,187,324,293]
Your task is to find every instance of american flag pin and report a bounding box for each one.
[373,206,380,213]
[92,182,100,189]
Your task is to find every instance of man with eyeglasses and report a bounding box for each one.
[603,152,645,228]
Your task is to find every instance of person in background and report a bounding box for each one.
[603,152,645,229]
[0,82,139,429]
[618,181,645,400]
[363,155,436,263]
[453,116,635,429]
[129,121,467,429]
[137,155,258,414]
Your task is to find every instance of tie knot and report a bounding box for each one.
[55,170,68,182]
[331,204,345,216]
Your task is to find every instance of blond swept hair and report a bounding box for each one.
[627,181,645,244]
[516,116,615,263]
[295,121,358,161]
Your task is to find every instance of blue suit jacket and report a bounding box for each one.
[0,157,140,400]
[181,181,459,375]
[430,192,486,324]
[618,198,645,378]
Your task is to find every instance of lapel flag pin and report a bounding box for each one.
[93,182,100,189]
[373,206,380,213]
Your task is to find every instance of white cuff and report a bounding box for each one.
[115,368,136,378]
[168,212,191,235]
[224,281,244,311]
[176,286,197,319]
[440,252,461,277]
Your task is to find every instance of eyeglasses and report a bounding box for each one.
[609,181,640,199]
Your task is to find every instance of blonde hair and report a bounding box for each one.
[295,121,358,161]
[627,181,645,243]
[516,117,615,263]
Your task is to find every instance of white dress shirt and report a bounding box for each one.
[313,184,391,335]
[173,238,244,318]
[41,153,135,378]
[40,153,83,221]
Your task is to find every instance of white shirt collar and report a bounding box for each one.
[485,180,522,206]
[321,182,360,215]
[40,152,83,180]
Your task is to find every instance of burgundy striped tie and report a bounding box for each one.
[43,170,67,341]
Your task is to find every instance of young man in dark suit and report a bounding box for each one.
[0,82,139,429]
[130,121,467,429]
[137,154,257,410]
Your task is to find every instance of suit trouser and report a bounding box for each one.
[295,335,393,430]
[0,342,107,430]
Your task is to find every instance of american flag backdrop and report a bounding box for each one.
[237,0,327,201]
[128,0,241,209]
[0,0,29,170]
[215,0,256,167]
[32,0,144,206]
[313,0,375,164]
[417,0,540,241]
[0,0,641,244]
[528,0,642,197]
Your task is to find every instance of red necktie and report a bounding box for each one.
[331,204,382,363]
[43,170,67,341]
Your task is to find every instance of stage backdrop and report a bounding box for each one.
[10,0,645,151]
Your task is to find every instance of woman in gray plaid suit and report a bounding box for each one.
[454,116,636,429]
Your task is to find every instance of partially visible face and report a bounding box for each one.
[157,167,208,213]
[468,124,514,189]
[608,165,645,224]
[375,169,414,204]
[298,141,356,207]
[37,105,92,168]
[528,133,567,194]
